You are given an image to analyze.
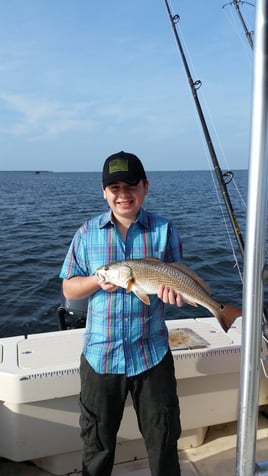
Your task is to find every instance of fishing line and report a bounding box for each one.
[196,123,244,282]
[166,0,268,337]
[221,2,268,260]
[222,2,253,64]
[177,7,249,215]
[174,1,247,213]
[166,2,218,172]
[165,0,245,279]
[168,3,246,174]
[196,85,248,212]
[208,167,244,284]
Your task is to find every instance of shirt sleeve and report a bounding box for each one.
[165,221,183,263]
[59,225,90,279]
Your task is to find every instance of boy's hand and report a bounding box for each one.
[98,281,120,292]
[157,285,185,307]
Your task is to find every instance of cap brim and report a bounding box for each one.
[103,175,142,188]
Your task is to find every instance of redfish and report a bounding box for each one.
[96,257,241,333]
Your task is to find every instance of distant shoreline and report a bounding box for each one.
[0,169,248,173]
[0,170,53,173]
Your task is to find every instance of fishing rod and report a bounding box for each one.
[164,0,268,332]
[223,0,254,49]
[164,0,245,258]
[235,1,268,472]
[222,0,268,327]
[222,1,268,321]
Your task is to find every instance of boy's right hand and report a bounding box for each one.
[98,281,120,292]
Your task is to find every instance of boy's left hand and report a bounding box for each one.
[157,285,185,307]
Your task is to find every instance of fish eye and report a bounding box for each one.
[104,265,109,271]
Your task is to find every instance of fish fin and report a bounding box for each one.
[215,303,242,332]
[126,279,150,305]
[169,262,211,295]
[186,300,198,307]
[126,279,134,293]
[133,289,150,305]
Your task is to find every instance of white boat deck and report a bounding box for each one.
[1,316,268,475]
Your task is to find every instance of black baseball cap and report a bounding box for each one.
[102,151,147,188]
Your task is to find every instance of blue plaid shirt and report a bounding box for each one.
[60,208,182,376]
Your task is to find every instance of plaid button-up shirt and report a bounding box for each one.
[60,208,182,376]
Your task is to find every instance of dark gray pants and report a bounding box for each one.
[79,350,181,476]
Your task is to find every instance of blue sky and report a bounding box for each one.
[0,1,255,171]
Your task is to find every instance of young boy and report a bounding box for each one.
[60,151,183,476]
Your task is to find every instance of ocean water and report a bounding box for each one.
[0,169,248,338]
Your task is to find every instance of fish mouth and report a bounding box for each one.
[96,271,106,283]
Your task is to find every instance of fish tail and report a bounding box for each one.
[216,303,242,332]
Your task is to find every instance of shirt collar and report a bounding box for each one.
[99,209,113,228]
[136,208,150,229]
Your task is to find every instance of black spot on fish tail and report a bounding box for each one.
[216,303,242,333]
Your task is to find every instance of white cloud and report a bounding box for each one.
[0,91,174,141]
[0,92,96,140]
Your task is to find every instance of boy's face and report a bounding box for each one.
[103,180,149,223]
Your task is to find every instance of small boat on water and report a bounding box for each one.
[1,1,268,475]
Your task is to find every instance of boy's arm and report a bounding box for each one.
[62,275,118,300]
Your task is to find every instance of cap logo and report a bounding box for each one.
[109,158,128,174]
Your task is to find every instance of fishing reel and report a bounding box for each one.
[57,292,88,330]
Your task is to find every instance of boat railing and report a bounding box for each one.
[235,0,268,474]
